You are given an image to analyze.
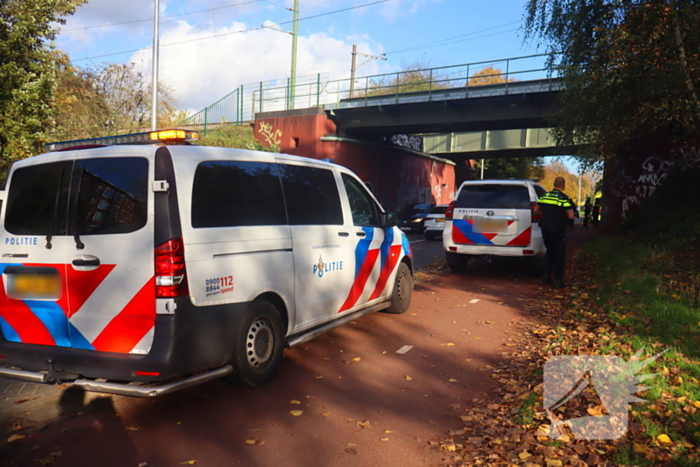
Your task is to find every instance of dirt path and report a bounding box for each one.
[0,243,591,466]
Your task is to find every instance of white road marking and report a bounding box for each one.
[409,239,426,244]
[396,345,414,354]
[469,299,480,304]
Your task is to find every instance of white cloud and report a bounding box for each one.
[129,19,382,113]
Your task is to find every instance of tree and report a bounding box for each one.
[524,0,700,166]
[540,159,599,205]
[365,62,452,97]
[53,52,110,141]
[53,58,178,141]
[477,157,544,179]
[0,0,85,170]
[468,66,516,86]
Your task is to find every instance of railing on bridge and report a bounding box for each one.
[180,54,560,132]
[324,53,561,109]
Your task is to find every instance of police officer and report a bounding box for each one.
[535,177,574,289]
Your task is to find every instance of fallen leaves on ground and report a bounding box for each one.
[432,238,700,467]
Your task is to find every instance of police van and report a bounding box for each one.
[0,130,413,397]
[443,179,546,273]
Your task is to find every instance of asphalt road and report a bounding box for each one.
[1,253,543,467]
[0,232,447,442]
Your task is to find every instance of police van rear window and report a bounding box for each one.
[455,185,530,209]
[5,158,148,236]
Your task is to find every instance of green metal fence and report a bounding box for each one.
[180,73,327,134]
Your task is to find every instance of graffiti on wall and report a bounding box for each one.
[258,121,283,146]
[391,134,423,152]
[617,145,700,218]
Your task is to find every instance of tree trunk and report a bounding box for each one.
[668,0,700,122]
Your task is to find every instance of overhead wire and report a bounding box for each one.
[64,0,263,32]
[383,21,522,55]
[71,0,387,62]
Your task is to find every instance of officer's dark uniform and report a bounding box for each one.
[538,189,574,288]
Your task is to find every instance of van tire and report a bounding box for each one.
[425,231,436,241]
[226,299,285,388]
[384,262,413,314]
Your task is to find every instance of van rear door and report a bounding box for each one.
[0,153,155,354]
[1,161,73,348]
[451,183,533,247]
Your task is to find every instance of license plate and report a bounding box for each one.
[8,274,61,299]
[400,226,411,231]
[436,218,445,223]
[474,219,507,233]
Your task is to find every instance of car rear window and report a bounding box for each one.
[455,184,531,209]
[5,158,148,236]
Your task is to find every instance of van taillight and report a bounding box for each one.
[445,201,456,220]
[155,238,189,298]
[531,202,542,222]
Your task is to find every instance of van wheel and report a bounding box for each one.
[384,262,413,314]
[425,231,435,241]
[226,300,285,388]
[446,252,469,273]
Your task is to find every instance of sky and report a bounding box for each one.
[57,0,546,112]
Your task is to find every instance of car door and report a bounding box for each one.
[0,160,73,348]
[63,155,155,354]
[279,162,356,332]
[338,173,403,309]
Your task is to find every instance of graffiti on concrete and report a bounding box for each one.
[619,148,699,218]
[258,121,283,146]
[391,134,423,152]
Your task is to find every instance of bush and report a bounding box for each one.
[199,124,279,152]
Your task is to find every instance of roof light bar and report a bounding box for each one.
[45,129,199,152]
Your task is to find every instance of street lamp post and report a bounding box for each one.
[151,0,160,131]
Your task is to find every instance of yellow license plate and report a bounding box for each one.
[10,275,61,299]
[475,219,507,233]
[437,218,445,223]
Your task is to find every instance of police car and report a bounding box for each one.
[443,179,546,272]
[0,130,413,397]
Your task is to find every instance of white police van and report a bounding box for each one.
[0,130,413,397]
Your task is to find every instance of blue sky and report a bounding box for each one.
[58,0,545,110]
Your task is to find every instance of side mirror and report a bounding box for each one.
[380,212,398,229]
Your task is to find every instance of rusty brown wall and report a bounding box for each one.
[254,111,456,212]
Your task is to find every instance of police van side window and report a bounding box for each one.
[279,164,343,225]
[191,161,286,228]
[341,173,379,226]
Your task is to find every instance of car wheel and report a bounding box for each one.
[446,252,469,273]
[425,231,435,241]
[225,299,285,387]
[384,262,413,314]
